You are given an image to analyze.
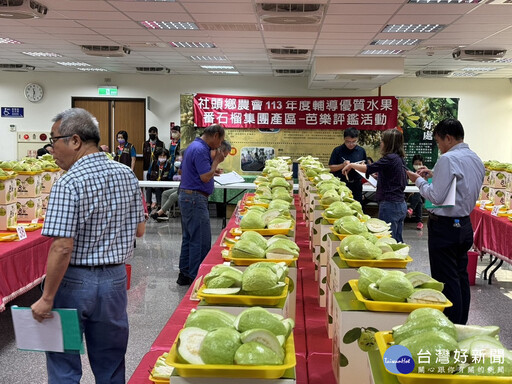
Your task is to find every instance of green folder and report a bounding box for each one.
[11,306,84,354]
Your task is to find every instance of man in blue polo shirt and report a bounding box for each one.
[177,124,226,285]
[328,127,368,203]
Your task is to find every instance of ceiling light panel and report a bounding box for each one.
[200,65,234,69]
[361,49,405,55]
[56,62,91,67]
[461,67,497,71]
[382,24,444,33]
[171,42,216,48]
[140,21,198,30]
[408,0,483,3]
[77,68,108,72]
[208,71,239,75]
[0,37,22,44]
[371,39,421,46]
[22,52,62,57]
[450,72,478,77]
[189,56,227,61]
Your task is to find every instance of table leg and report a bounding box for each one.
[222,189,227,228]
[487,259,504,285]
[482,255,498,280]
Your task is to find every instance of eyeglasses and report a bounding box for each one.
[49,135,72,145]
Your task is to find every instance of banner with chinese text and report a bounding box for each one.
[194,93,398,130]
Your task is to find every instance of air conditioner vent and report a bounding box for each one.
[81,45,131,57]
[0,63,35,72]
[274,68,307,76]
[257,3,325,25]
[268,48,310,60]
[452,48,506,61]
[416,70,453,78]
[136,67,170,74]
[0,0,47,19]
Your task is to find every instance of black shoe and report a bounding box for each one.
[156,214,169,221]
[176,273,193,286]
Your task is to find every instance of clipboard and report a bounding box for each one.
[354,169,378,187]
[11,306,84,353]
[424,177,456,209]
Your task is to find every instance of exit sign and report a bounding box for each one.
[98,86,118,96]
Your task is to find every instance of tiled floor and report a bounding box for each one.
[0,215,510,383]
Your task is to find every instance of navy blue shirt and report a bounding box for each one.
[366,154,407,202]
[329,144,367,183]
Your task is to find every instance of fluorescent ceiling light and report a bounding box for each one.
[208,71,239,75]
[22,52,62,57]
[0,37,22,44]
[450,72,478,77]
[56,62,90,67]
[201,65,234,69]
[189,56,227,61]
[371,39,420,46]
[408,0,482,3]
[461,67,497,71]
[360,49,405,55]
[140,21,198,30]
[382,24,444,33]
[77,67,108,72]
[171,42,216,48]
[483,58,512,64]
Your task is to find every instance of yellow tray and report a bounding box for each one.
[165,333,296,379]
[223,254,297,266]
[231,227,292,236]
[7,223,43,232]
[337,247,413,268]
[197,278,289,305]
[321,212,338,224]
[375,331,510,384]
[0,173,17,180]
[330,227,390,241]
[0,233,19,242]
[16,170,44,175]
[348,280,452,313]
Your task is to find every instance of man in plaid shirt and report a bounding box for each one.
[31,108,145,384]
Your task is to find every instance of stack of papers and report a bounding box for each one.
[214,171,245,185]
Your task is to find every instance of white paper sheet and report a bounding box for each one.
[354,169,378,188]
[214,171,245,185]
[11,306,64,352]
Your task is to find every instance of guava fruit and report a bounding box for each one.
[268,199,291,211]
[359,231,378,244]
[246,282,286,296]
[184,309,235,331]
[177,327,208,365]
[240,211,265,229]
[320,189,340,206]
[454,324,500,342]
[261,209,284,225]
[267,217,292,229]
[358,330,378,352]
[239,231,268,250]
[368,283,405,302]
[234,342,283,365]
[365,218,391,233]
[202,287,241,295]
[234,307,289,336]
[357,267,387,298]
[242,268,278,292]
[405,271,433,287]
[240,329,285,360]
[389,243,410,256]
[0,207,5,216]
[334,215,368,235]
[231,239,266,259]
[345,239,382,260]
[393,314,456,344]
[407,288,448,304]
[199,327,241,365]
[374,274,414,300]
[376,251,405,260]
[399,330,459,374]
[405,307,448,323]
[266,239,299,258]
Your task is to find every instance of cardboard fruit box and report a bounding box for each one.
[0,175,17,204]
[0,203,17,230]
[17,196,43,222]
[16,171,43,198]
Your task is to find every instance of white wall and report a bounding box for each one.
[1,72,511,162]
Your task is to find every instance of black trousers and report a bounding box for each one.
[346,180,363,204]
[427,214,473,324]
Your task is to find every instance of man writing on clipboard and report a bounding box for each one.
[406,118,485,325]
[328,127,368,203]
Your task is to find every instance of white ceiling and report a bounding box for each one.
[1,0,512,89]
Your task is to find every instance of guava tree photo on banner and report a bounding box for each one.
[399,97,459,169]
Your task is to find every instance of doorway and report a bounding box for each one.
[72,98,146,179]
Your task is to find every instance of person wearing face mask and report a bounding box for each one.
[114,130,136,171]
[151,153,183,221]
[145,148,172,213]
[169,125,181,176]
[407,154,425,230]
[143,126,165,172]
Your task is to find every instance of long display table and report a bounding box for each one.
[470,208,512,284]
[0,229,52,312]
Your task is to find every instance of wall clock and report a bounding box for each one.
[24,83,44,103]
